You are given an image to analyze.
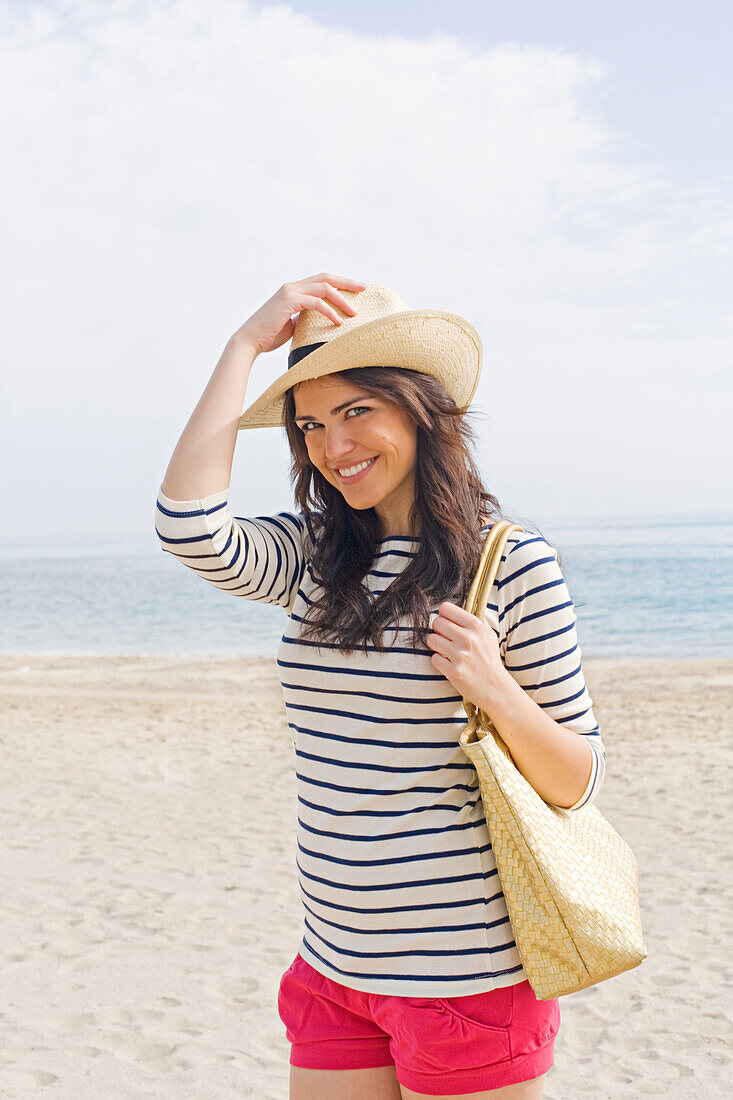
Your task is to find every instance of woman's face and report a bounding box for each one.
[293,374,418,537]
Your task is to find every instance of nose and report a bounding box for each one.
[324,428,362,466]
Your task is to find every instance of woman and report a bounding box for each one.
[155,273,606,1100]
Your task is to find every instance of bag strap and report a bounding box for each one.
[464,520,525,621]
[461,520,524,722]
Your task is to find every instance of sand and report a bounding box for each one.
[0,654,731,1099]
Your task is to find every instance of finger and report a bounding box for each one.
[299,273,368,293]
[318,273,369,289]
[430,616,466,645]
[311,281,362,317]
[426,631,452,659]
[438,601,480,627]
[295,293,349,326]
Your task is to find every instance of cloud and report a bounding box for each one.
[1,0,730,527]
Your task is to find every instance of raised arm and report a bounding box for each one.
[160,330,259,502]
[160,273,366,501]
[155,274,367,610]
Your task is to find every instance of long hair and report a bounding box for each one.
[282,366,526,656]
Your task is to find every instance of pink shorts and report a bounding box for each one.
[277,953,560,1096]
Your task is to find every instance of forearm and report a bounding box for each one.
[161,329,258,501]
[478,670,594,809]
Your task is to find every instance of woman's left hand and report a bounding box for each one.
[427,601,510,706]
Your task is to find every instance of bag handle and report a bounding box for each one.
[461,520,524,722]
[464,520,525,620]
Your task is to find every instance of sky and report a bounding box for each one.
[1,0,731,541]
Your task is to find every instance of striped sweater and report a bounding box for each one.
[155,484,606,997]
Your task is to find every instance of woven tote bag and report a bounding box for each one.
[458,520,647,999]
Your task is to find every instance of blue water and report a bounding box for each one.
[1,512,731,658]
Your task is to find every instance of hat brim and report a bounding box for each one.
[237,309,482,430]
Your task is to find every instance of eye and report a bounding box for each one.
[300,406,371,433]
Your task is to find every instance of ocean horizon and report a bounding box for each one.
[1,509,731,659]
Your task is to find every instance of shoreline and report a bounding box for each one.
[3,651,732,665]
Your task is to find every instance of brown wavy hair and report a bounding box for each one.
[282,365,527,656]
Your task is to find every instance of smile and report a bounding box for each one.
[334,456,378,484]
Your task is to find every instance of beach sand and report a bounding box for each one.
[0,654,731,1099]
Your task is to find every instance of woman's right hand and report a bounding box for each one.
[234,273,368,357]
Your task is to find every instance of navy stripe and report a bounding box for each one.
[295,748,474,776]
[498,550,558,588]
[557,705,593,723]
[298,793,482,818]
[156,498,228,519]
[519,661,584,691]
[509,599,575,632]
[505,619,576,652]
[285,706,468,726]
[297,815,481,843]
[499,576,565,616]
[279,647,455,679]
[280,680,464,705]
[297,838,492,868]
[295,772,479,798]
[301,897,512,937]
[156,527,219,547]
[290,723,462,750]
[505,640,577,671]
[507,534,545,556]
[298,879,504,916]
[540,683,589,710]
[297,860,500,893]
[303,915,516,959]
[300,938,525,984]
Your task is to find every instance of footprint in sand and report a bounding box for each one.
[138,1041,179,1062]
[224,983,262,1005]
[227,932,260,947]
[120,1040,180,1063]
[0,1068,59,1088]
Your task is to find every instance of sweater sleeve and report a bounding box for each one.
[154,484,307,615]
[494,530,606,812]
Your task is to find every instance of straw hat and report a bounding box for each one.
[237,283,483,430]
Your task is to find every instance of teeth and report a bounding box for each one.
[337,457,375,477]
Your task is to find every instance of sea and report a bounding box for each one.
[1,511,731,659]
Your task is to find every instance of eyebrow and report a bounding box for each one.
[294,394,374,422]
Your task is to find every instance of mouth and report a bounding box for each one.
[333,455,379,484]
